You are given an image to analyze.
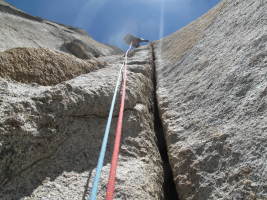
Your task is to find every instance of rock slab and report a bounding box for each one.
[0,46,165,199]
[154,0,267,199]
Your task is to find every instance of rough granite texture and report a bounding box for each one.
[154,0,266,199]
[0,0,122,58]
[0,47,106,85]
[0,0,266,199]
[0,45,165,199]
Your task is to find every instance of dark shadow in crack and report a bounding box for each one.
[151,44,180,200]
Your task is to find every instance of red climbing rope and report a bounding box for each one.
[105,46,131,200]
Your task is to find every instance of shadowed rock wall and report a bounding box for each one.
[154,0,266,199]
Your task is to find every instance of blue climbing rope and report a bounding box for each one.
[88,44,132,200]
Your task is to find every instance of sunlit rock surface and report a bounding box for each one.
[0,46,165,200]
[0,1,164,199]
[0,0,266,199]
[154,0,266,199]
[0,47,106,85]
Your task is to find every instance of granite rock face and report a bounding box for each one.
[0,47,106,85]
[0,0,122,58]
[0,0,266,199]
[0,45,165,200]
[0,1,165,199]
[154,0,266,199]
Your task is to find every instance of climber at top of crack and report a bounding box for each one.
[124,34,149,48]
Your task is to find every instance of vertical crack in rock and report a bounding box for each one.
[151,44,179,200]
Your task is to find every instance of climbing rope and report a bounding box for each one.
[105,44,131,200]
[88,44,132,200]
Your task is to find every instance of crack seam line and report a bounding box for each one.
[150,43,179,200]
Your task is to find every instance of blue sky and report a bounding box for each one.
[6,0,220,49]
